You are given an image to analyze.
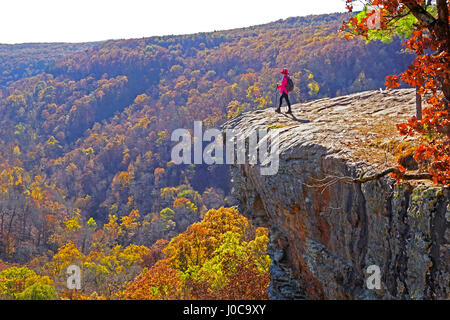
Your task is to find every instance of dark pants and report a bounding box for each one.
[279,92,291,110]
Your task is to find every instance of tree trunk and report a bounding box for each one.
[416,85,422,120]
[436,0,450,105]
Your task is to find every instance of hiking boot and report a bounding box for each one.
[286,109,292,114]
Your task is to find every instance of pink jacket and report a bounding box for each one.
[277,76,288,94]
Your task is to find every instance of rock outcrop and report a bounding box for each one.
[223,89,449,300]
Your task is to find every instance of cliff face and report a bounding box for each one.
[223,89,449,300]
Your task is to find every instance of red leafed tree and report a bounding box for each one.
[343,0,449,185]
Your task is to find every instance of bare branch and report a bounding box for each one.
[351,167,432,183]
[304,167,433,192]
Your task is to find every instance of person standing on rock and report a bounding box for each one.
[276,68,292,114]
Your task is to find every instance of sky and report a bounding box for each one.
[0,0,356,44]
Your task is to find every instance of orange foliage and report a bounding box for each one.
[121,261,184,300]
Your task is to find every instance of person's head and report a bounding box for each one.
[280,68,289,76]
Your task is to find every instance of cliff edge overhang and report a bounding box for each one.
[223,89,449,300]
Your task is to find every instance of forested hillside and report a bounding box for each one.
[0,12,414,299]
[0,42,99,88]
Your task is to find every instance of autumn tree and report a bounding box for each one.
[140,239,169,269]
[121,261,184,300]
[123,207,270,300]
[0,266,57,300]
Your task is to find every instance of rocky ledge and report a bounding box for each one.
[223,89,449,300]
